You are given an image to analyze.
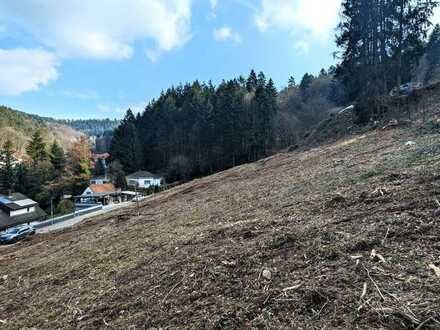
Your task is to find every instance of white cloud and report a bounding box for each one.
[208,0,218,19]
[0,0,193,61]
[210,0,218,10]
[213,26,242,43]
[0,48,58,96]
[255,0,340,40]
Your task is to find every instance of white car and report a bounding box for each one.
[132,195,146,202]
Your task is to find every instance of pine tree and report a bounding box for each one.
[50,141,66,175]
[300,73,314,91]
[264,78,278,153]
[27,129,48,164]
[110,109,143,173]
[328,65,337,75]
[336,0,437,100]
[246,70,258,91]
[257,72,267,87]
[390,0,437,86]
[426,24,440,83]
[0,140,15,194]
[109,160,127,189]
[266,79,278,101]
[14,163,29,194]
[288,76,296,87]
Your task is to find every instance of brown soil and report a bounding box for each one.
[1,127,440,329]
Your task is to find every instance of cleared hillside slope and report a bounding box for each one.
[1,126,440,329]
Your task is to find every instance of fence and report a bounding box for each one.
[33,205,103,229]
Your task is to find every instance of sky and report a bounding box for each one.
[0,0,439,119]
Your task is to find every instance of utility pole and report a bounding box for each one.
[135,183,140,217]
[50,197,54,225]
[73,197,77,218]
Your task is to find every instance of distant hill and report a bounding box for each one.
[55,118,120,136]
[0,106,83,158]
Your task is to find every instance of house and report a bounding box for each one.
[126,171,165,189]
[82,183,120,197]
[92,153,111,161]
[90,176,111,185]
[92,153,110,167]
[91,152,111,173]
[0,193,46,231]
[79,183,121,205]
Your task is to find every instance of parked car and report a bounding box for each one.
[390,82,422,96]
[0,225,36,244]
[132,195,146,203]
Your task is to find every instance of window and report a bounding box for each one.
[144,180,151,185]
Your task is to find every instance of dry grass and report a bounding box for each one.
[1,127,440,329]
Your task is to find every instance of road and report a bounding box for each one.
[37,202,133,233]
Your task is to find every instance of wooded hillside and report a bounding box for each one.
[55,118,120,137]
[0,106,82,159]
[110,69,344,181]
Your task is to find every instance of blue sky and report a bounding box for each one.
[2,0,436,119]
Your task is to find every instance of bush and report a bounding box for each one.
[56,199,74,215]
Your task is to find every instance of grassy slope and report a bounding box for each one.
[1,126,440,329]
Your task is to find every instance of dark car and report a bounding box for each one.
[0,225,36,244]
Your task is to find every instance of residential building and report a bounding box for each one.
[80,183,121,205]
[126,171,165,189]
[0,193,46,230]
[90,176,111,185]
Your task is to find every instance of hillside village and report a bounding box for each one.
[1,0,440,329]
[0,111,167,230]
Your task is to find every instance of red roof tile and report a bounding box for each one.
[89,183,118,193]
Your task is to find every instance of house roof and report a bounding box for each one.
[0,193,38,212]
[126,170,163,179]
[93,153,110,160]
[89,183,118,194]
[0,205,46,231]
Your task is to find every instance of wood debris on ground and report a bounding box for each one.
[1,127,440,329]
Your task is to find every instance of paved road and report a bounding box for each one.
[37,202,133,233]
